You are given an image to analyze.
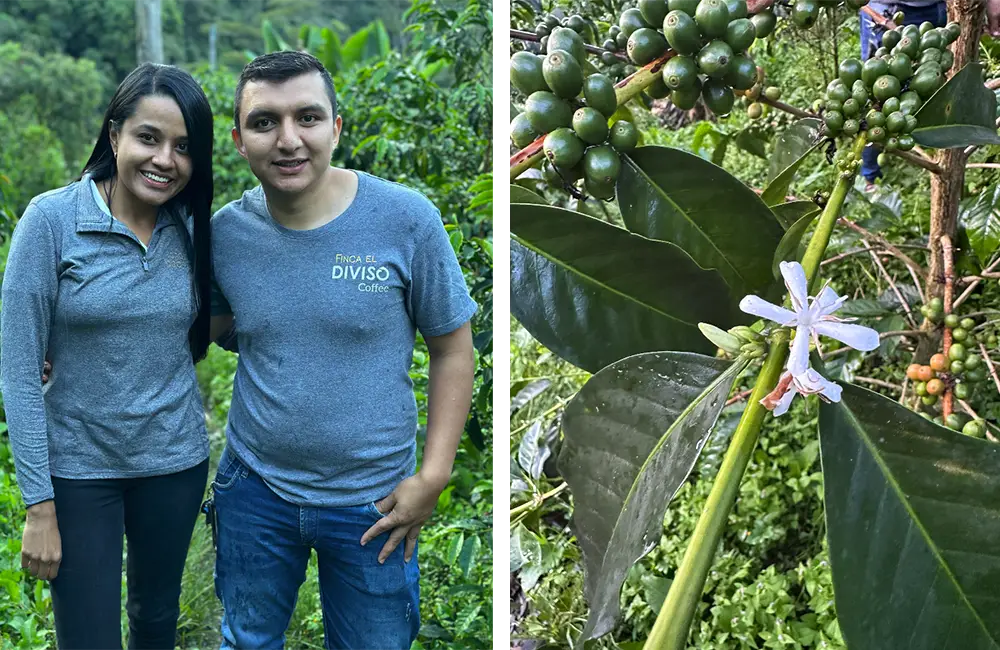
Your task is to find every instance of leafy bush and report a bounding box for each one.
[0,42,106,173]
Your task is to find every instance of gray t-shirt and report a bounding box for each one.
[0,175,208,507]
[211,171,477,507]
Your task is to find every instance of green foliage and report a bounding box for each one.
[0,0,137,85]
[0,42,105,175]
[0,110,68,223]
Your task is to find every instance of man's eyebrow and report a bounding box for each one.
[296,104,328,116]
[245,105,329,125]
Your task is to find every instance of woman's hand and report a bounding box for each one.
[22,500,62,581]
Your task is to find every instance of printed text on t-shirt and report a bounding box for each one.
[332,253,391,293]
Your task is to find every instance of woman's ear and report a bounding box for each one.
[109,121,119,158]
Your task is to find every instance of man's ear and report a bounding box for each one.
[332,115,343,149]
[231,127,248,161]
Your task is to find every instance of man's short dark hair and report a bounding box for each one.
[233,51,338,131]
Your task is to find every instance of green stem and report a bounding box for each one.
[643,133,867,650]
[800,135,869,292]
[644,332,788,649]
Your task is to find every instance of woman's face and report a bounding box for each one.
[109,94,193,209]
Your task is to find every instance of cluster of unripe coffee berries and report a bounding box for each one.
[511,26,638,199]
[905,302,992,439]
[820,20,959,153]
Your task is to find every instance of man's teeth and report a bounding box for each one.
[142,171,170,183]
[276,160,304,167]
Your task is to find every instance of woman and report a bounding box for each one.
[0,63,214,649]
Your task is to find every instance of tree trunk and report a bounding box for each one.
[918,0,985,358]
[136,0,164,65]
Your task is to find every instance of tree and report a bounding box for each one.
[136,0,164,63]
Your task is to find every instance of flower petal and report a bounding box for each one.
[771,385,798,416]
[795,369,843,403]
[787,324,811,376]
[739,295,798,325]
[813,321,880,351]
[814,286,847,317]
[779,261,809,313]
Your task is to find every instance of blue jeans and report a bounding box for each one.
[211,446,420,650]
[859,1,948,181]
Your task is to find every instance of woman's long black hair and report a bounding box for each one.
[81,63,214,362]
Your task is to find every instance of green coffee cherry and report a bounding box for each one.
[695,0,731,38]
[609,120,639,152]
[543,128,585,168]
[839,59,863,86]
[662,55,699,89]
[866,109,886,127]
[698,40,735,79]
[792,0,819,28]
[702,79,735,115]
[572,107,609,144]
[750,10,777,38]
[664,10,703,55]
[873,75,901,101]
[543,50,584,99]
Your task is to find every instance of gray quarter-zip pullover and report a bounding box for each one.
[0,175,208,507]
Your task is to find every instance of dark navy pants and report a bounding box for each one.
[49,459,209,649]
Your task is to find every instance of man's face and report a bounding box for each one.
[233,72,341,194]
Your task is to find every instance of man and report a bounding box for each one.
[207,51,477,649]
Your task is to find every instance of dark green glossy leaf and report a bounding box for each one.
[913,63,1000,148]
[772,207,821,278]
[766,118,823,184]
[560,352,746,640]
[959,183,1000,264]
[837,299,892,318]
[763,142,823,207]
[510,523,541,574]
[771,200,821,230]
[511,204,745,372]
[735,129,768,159]
[511,184,547,204]
[691,122,726,160]
[711,135,732,167]
[617,146,784,298]
[510,379,552,415]
[821,383,1000,650]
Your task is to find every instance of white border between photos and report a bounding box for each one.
[492,0,511,647]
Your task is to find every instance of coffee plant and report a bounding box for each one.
[511,0,1000,647]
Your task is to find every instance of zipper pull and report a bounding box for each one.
[142,257,149,271]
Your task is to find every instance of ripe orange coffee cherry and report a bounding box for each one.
[906,364,922,380]
[929,353,947,372]
[926,378,944,395]
[916,365,934,382]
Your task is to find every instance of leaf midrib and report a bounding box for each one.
[841,401,1000,647]
[512,234,696,329]
[625,157,749,291]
